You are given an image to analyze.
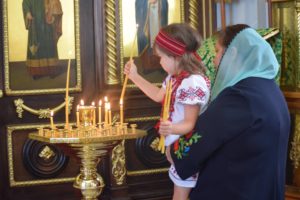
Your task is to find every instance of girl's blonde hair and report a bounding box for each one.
[154,23,206,75]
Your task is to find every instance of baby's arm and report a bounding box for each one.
[159,104,200,136]
[124,60,164,103]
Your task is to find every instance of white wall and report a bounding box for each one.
[216,0,269,30]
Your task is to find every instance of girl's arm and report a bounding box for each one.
[159,104,200,136]
[124,60,165,103]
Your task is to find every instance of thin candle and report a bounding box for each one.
[92,102,96,126]
[76,105,80,127]
[120,99,123,124]
[98,100,102,126]
[65,52,72,129]
[120,24,139,101]
[50,111,55,130]
[108,103,112,125]
[104,97,108,126]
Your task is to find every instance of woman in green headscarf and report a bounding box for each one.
[160,24,291,200]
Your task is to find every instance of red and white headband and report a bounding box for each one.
[155,30,201,61]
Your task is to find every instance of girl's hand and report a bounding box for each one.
[165,146,174,165]
[124,60,138,80]
[159,120,172,136]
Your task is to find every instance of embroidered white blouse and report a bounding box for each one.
[162,74,210,146]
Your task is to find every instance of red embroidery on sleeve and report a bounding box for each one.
[178,87,205,101]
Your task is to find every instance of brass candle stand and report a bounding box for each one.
[29,106,146,200]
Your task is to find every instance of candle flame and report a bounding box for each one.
[92,101,95,106]
[104,96,108,102]
[99,100,102,106]
[108,103,111,110]
[50,110,54,117]
[120,99,123,105]
[80,99,84,106]
[77,105,79,111]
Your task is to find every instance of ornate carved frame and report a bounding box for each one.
[2,0,82,96]
[103,0,205,88]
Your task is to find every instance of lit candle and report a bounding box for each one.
[65,51,72,130]
[50,111,55,130]
[120,24,139,101]
[92,102,96,126]
[76,105,80,127]
[98,100,102,126]
[80,99,84,106]
[108,103,112,125]
[120,99,123,124]
[104,97,108,126]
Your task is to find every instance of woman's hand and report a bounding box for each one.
[159,120,172,136]
[124,60,138,80]
[165,146,174,165]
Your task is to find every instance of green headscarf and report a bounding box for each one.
[211,28,279,100]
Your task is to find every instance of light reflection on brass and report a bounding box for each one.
[112,140,126,185]
[39,146,55,160]
[72,144,109,200]
[150,137,160,152]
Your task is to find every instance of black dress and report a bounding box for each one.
[171,77,291,200]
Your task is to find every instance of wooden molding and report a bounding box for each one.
[283,91,300,110]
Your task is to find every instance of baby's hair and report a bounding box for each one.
[154,23,206,75]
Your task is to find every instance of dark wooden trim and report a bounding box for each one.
[94,0,105,92]
[220,0,226,29]
[267,0,273,27]
[283,91,300,111]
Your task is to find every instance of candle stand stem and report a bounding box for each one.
[71,142,117,200]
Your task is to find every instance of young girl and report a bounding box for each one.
[124,23,210,200]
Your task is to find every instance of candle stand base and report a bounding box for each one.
[29,126,145,199]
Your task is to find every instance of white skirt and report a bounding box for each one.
[169,164,198,188]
